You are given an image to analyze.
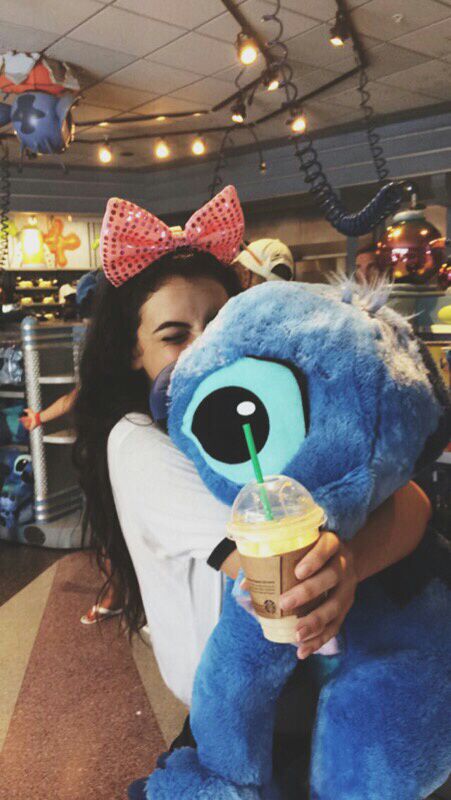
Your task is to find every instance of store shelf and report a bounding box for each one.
[20,303,62,308]
[7,267,92,272]
[15,287,60,292]
[0,443,29,452]
[0,389,25,398]
[43,429,75,445]
[39,374,75,384]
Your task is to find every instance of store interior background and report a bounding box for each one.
[0,0,450,798]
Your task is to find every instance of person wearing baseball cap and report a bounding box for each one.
[233,238,294,289]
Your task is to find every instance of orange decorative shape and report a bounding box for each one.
[0,62,66,95]
[43,218,81,267]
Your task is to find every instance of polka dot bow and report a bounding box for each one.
[100,185,245,286]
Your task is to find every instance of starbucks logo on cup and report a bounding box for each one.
[264,599,276,614]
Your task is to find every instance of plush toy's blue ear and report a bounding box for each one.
[169,281,446,538]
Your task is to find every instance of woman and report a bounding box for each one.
[74,189,431,791]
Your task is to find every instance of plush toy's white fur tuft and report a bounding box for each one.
[328,268,393,314]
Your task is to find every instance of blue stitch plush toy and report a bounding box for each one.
[147,280,451,800]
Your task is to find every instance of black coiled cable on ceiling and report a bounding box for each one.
[0,141,11,269]
[262,1,404,236]
[356,66,390,184]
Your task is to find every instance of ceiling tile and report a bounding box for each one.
[132,96,209,116]
[329,80,441,114]
[285,25,379,68]
[210,60,269,84]
[73,6,185,57]
[197,0,319,44]
[379,60,451,100]
[281,0,371,21]
[351,0,451,42]
[115,0,225,29]
[392,17,451,59]
[46,37,136,84]
[83,81,157,110]
[0,0,101,35]
[293,66,344,95]
[107,59,203,95]
[170,76,243,106]
[195,11,240,42]
[72,102,120,124]
[0,21,58,52]
[145,32,236,74]
[329,41,429,79]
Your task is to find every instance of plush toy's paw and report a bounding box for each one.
[145,748,280,800]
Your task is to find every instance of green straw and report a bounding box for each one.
[242,423,274,521]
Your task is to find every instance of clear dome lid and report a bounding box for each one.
[229,475,325,531]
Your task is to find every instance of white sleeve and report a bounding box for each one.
[108,416,230,561]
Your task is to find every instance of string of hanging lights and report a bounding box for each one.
[0,0,401,202]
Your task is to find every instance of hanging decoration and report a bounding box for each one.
[12,217,55,269]
[0,52,79,155]
[43,217,81,267]
[378,208,447,285]
[254,0,404,237]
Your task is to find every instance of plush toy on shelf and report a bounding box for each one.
[0,452,33,531]
[144,279,450,800]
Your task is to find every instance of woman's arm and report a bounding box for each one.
[222,481,431,585]
[223,481,431,657]
[345,480,431,583]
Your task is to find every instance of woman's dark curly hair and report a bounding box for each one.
[73,249,241,635]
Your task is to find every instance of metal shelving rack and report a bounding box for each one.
[20,316,86,548]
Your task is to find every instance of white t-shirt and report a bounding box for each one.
[108,413,230,706]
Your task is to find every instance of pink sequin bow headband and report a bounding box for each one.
[100,185,244,287]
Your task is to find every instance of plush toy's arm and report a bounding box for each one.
[190,578,298,787]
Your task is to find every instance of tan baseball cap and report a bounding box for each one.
[234,238,294,281]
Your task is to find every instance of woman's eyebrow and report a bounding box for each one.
[153,320,191,334]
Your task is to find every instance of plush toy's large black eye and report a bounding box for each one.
[191,387,269,464]
[182,357,308,486]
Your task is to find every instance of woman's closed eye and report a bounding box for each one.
[162,332,190,344]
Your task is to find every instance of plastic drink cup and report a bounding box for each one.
[227,475,325,644]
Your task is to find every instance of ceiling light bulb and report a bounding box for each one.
[329,13,349,47]
[98,145,113,164]
[290,113,306,133]
[155,139,170,159]
[236,32,258,66]
[156,115,166,121]
[191,137,205,156]
[231,99,246,124]
[99,121,109,128]
[267,78,279,91]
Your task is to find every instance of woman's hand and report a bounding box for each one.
[279,532,358,660]
[20,408,41,431]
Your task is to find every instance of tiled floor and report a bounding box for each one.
[1,543,449,799]
[0,539,64,606]
[0,549,187,799]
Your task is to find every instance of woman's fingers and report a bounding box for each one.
[295,591,341,642]
[279,554,342,611]
[296,620,339,660]
[294,531,340,580]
